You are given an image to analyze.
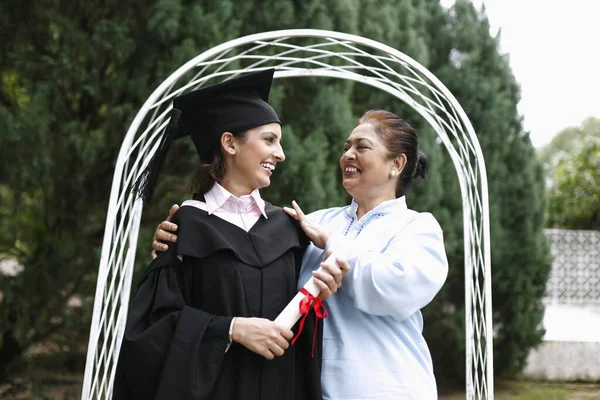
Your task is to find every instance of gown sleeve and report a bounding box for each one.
[112,250,233,400]
[326,212,449,321]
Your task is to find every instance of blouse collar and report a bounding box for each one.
[204,182,267,218]
[348,196,407,220]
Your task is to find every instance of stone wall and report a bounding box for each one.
[523,229,600,381]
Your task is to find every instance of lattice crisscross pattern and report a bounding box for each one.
[82,29,493,400]
[545,229,600,306]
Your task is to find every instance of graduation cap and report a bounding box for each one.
[133,69,281,204]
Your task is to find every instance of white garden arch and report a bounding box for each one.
[82,29,493,400]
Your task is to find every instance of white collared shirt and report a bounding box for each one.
[201,182,268,232]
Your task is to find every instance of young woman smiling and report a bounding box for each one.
[113,70,347,400]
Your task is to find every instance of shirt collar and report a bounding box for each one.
[205,183,268,218]
[348,196,407,219]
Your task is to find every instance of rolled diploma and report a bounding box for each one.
[274,252,338,328]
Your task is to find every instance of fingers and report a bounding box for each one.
[152,239,169,252]
[151,250,157,260]
[166,204,179,222]
[320,261,343,288]
[152,220,177,254]
[278,327,294,341]
[160,220,179,232]
[335,257,351,278]
[277,337,290,350]
[283,207,299,221]
[324,249,333,260]
[269,343,285,357]
[159,220,178,234]
[315,255,349,300]
[314,268,338,291]
[313,273,334,300]
[261,348,276,360]
[271,325,291,349]
[264,327,291,359]
[291,200,307,222]
[156,224,178,243]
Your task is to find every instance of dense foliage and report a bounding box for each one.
[539,117,600,230]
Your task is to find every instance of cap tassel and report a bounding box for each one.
[133,108,182,204]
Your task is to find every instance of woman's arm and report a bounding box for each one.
[115,253,229,398]
[327,213,448,321]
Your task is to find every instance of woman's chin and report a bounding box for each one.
[258,177,271,189]
[342,180,358,195]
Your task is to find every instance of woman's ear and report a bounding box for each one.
[220,132,236,155]
[394,153,407,174]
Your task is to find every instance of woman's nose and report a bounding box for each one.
[274,144,285,162]
[342,147,355,161]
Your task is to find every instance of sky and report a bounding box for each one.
[441,0,600,147]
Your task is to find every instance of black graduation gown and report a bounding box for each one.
[113,199,323,400]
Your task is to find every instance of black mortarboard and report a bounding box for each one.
[133,69,281,203]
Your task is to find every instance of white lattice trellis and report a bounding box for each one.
[545,229,600,305]
[82,29,493,400]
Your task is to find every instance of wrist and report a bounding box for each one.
[231,317,243,342]
[319,232,331,249]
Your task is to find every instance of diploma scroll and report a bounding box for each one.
[274,252,338,328]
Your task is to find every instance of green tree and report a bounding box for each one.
[539,117,600,230]
[547,135,600,230]
[538,117,600,175]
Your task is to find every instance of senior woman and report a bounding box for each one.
[154,109,449,399]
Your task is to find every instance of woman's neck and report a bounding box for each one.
[218,180,254,198]
[354,194,395,220]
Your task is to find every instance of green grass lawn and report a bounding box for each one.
[441,380,600,400]
[3,360,600,400]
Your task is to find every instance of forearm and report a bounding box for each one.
[325,223,448,320]
[341,254,446,320]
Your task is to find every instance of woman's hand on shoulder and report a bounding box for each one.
[231,317,293,360]
[283,201,331,249]
[151,204,180,259]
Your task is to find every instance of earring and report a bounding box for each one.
[390,169,397,177]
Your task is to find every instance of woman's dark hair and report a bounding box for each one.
[186,130,248,195]
[358,109,428,197]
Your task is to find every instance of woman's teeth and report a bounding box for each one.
[261,163,275,171]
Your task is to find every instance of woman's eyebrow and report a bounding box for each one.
[346,137,375,145]
[261,131,281,139]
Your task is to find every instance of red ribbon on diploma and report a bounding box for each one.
[291,288,329,358]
